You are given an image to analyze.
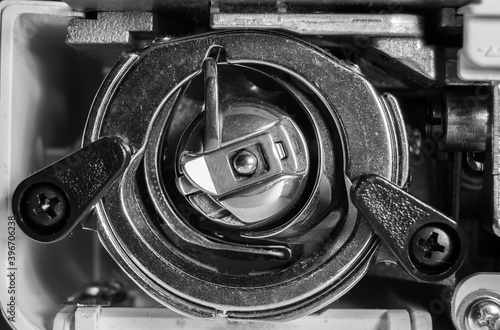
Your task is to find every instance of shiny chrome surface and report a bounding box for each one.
[7,3,500,329]
[453,274,500,330]
[466,298,500,330]
[84,31,409,320]
[202,56,222,153]
[232,150,258,176]
[442,88,491,152]
[179,94,310,226]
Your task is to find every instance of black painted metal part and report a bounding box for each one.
[12,137,130,243]
[351,174,466,282]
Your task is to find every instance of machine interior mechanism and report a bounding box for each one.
[2,0,500,329]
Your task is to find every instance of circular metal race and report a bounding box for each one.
[84,31,409,320]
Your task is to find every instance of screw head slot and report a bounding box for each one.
[410,226,455,269]
[20,183,69,229]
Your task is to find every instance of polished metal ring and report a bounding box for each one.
[84,30,409,320]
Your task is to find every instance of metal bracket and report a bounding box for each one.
[66,12,171,52]
[211,8,424,37]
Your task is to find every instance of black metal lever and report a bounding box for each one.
[351,174,466,282]
[12,137,131,243]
